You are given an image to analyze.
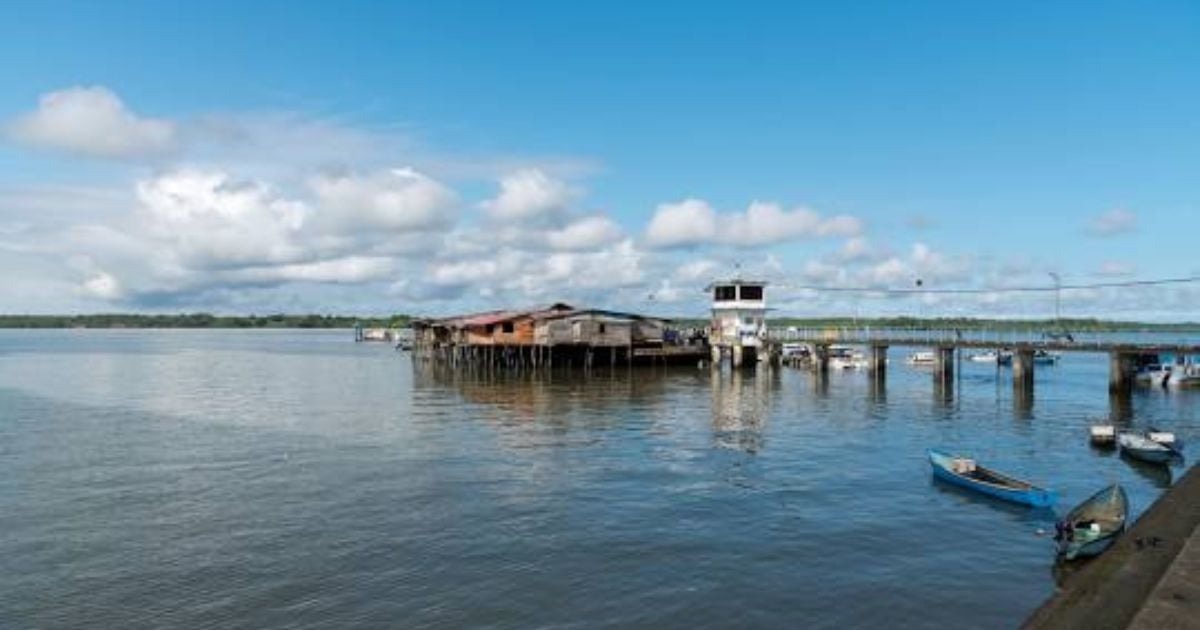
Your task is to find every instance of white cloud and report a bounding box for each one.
[6,86,176,158]
[644,198,862,248]
[80,271,123,300]
[310,167,457,233]
[1086,208,1137,237]
[136,169,308,268]
[545,215,622,251]
[229,256,396,284]
[644,199,718,248]
[674,258,721,282]
[481,168,578,221]
[1096,261,1136,278]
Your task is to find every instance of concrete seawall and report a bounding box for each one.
[1024,463,1200,629]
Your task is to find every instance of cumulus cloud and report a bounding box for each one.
[6,86,176,158]
[644,198,862,248]
[1086,208,1137,237]
[481,168,578,221]
[136,169,308,268]
[545,215,622,251]
[228,256,396,284]
[310,167,457,233]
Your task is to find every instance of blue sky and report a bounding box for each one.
[1,1,1198,318]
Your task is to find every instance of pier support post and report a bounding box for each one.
[868,344,888,375]
[732,344,744,368]
[1013,349,1035,392]
[813,343,830,376]
[934,346,955,385]
[1109,351,1135,395]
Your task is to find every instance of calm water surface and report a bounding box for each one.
[2,330,1197,629]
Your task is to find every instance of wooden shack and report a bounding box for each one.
[410,303,696,368]
[533,309,669,347]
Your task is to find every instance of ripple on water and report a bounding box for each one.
[0,330,1197,629]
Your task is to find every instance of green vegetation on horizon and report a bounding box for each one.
[0,313,412,329]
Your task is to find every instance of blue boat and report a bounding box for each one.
[927,449,1056,507]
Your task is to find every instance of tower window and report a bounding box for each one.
[739,285,763,300]
[714,286,736,301]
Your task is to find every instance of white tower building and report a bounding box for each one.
[706,278,768,366]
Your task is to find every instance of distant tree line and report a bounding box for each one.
[0,313,413,329]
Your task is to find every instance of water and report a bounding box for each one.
[1,330,1197,629]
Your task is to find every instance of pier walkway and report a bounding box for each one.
[769,327,1200,393]
[1024,464,1200,629]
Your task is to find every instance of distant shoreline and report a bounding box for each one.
[1,314,1198,332]
[0,314,410,329]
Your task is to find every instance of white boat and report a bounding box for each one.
[1089,424,1116,446]
[781,343,811,358]
[1147,428,1177,448]
[1137,355,1200,388]
[969,349,1012,364]
[1118,432,1175,464]
[1033,349,1061,365]
[827,345,868,370]
[906,351,936,366]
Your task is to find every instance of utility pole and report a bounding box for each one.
[1048,272,1062,326]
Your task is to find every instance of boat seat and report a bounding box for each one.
[952,458,977,474]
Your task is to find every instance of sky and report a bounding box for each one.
[1,1,1198,319]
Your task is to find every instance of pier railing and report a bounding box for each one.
[766,327,1200,354]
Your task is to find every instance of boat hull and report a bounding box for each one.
[1061,534,1119,560]
[1118,434,1175,464]
[1121,446,1173,464]
[928,450,1056,507]
[1056,484,1127,561]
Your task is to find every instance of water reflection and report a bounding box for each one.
[710,366,773,454]
[1118,453,1174,489]
[868,372,887,409]
[1014,386,1035,420]
[1108,392,1134,423]
[929,477,1058,525]
[933,377,955,411]
[412,361,671,425]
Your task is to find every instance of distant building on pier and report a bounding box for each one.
[706,278,769,366]
[410,303,695,369]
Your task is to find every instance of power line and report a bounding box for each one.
[774,275,1200,295]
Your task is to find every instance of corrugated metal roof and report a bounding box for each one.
[535,308,671,324]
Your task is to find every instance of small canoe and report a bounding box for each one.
[1089,424,1116,446]
[1055,484,1128,560]
[927,449,1056,507]
[1118,433,1174,465]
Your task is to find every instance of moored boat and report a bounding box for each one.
[1055,484,1127,560]
[927,449,1056,507]
[1118,432,1174,464]
[1032,349,1061,365]
[827,345,867,370]
[907,351,936,366]
[1147,427,1178,449]
[1089,424,1116,447]
[969,349,1013,365]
